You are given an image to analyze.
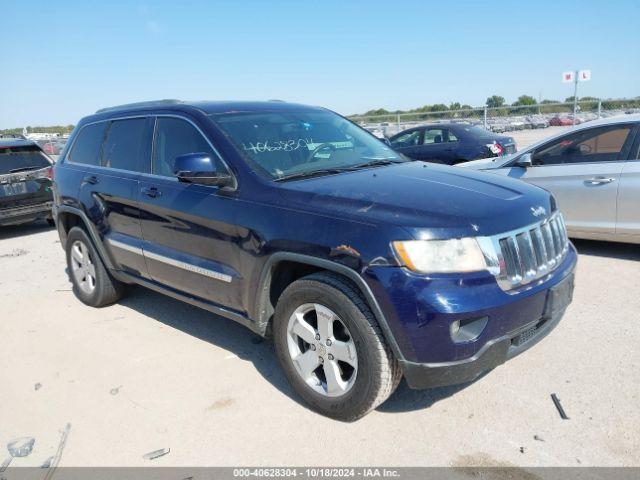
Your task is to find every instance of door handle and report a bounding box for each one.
[584,177,615,185]
[83,175,99,185]
[141,186,161,198]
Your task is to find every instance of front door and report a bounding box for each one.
[389,129,422,159]
[616,132,640,238]
[138,116,244,311]
[495,123,636,235]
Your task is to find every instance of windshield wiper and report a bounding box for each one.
[274,168,349,182]
[274,158,405,182]
[8,166,42,173]
[345,158,403,170]
[359,156,401,162]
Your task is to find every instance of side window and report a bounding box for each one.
[447,130,458,142]
[68,122,108,166]
[101,118,148,172]
[390,130,420,148]
[532,125,633,165]
[153,117,221,176]
[422,129,445,145]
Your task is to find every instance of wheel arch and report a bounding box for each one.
[255,252,405,362]
[54,205,117,271]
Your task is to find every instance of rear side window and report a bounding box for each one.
[153,117,221,176]
[101,118,148,172]
[422,128,446,144]
[68,122,108,166]
[0,147,50,174]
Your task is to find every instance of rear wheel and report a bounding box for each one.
[273,272,401,421]
[66,227,124,307]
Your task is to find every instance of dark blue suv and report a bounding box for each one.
[52,100,576,421]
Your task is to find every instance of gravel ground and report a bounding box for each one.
[508,126,572,149]
[0,222,638,468]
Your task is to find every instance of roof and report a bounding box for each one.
[94,99,324,116]
[0,138,38,149]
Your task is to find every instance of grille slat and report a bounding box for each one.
[550,219,563,258]
[495,213,568,291]
[543,222,557,260]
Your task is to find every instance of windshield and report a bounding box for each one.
[211,110,404,180]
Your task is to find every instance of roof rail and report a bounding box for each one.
[95,99,183,114]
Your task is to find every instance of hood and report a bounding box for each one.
[275,162,555,239]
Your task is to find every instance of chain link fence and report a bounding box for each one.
[349,98,640,138]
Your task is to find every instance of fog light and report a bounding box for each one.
[450,316,488,343]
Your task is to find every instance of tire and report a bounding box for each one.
[273,271,402,421]
[65,226,124,307]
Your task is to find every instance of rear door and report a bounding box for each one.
[413,128,456,163]
[616,125,640,239]
[0,145,52,211]
[494,124,635,235]
[138,115,243,310]
[71,117,152,278]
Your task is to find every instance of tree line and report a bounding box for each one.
[0,125,75,136]
[354,95,640,120]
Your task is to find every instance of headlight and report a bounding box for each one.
[392,238,488,274]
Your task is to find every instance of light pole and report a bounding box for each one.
[563,70,591,126]
[571,71,579,125]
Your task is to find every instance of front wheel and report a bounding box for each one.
[273,272,401,421]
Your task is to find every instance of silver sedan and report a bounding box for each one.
[460,115,640,244]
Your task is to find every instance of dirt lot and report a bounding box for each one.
[1,125,637,467]
[508,125,572,149]
[1,225,639,467]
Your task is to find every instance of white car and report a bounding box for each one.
[460,115,640,244]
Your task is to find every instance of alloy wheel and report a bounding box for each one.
[286,303,358,397]
[70,240,96,294]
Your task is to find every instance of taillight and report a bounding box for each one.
[46,166,54,181]
[486,142,504,155]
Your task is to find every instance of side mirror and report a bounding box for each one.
[515,153,533,168]
[173,153,234,188]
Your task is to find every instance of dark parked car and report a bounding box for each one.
[0,139,54,226]
[52,100,576,420]
[389,123,516,164]
[38,139,66,156]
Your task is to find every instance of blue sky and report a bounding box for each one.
[1,0,638,128]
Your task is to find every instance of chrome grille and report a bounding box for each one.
[486,213,569,292]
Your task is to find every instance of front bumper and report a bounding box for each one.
[364,244,577,389]
[400,272,573,388]
[0,201,53,226]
